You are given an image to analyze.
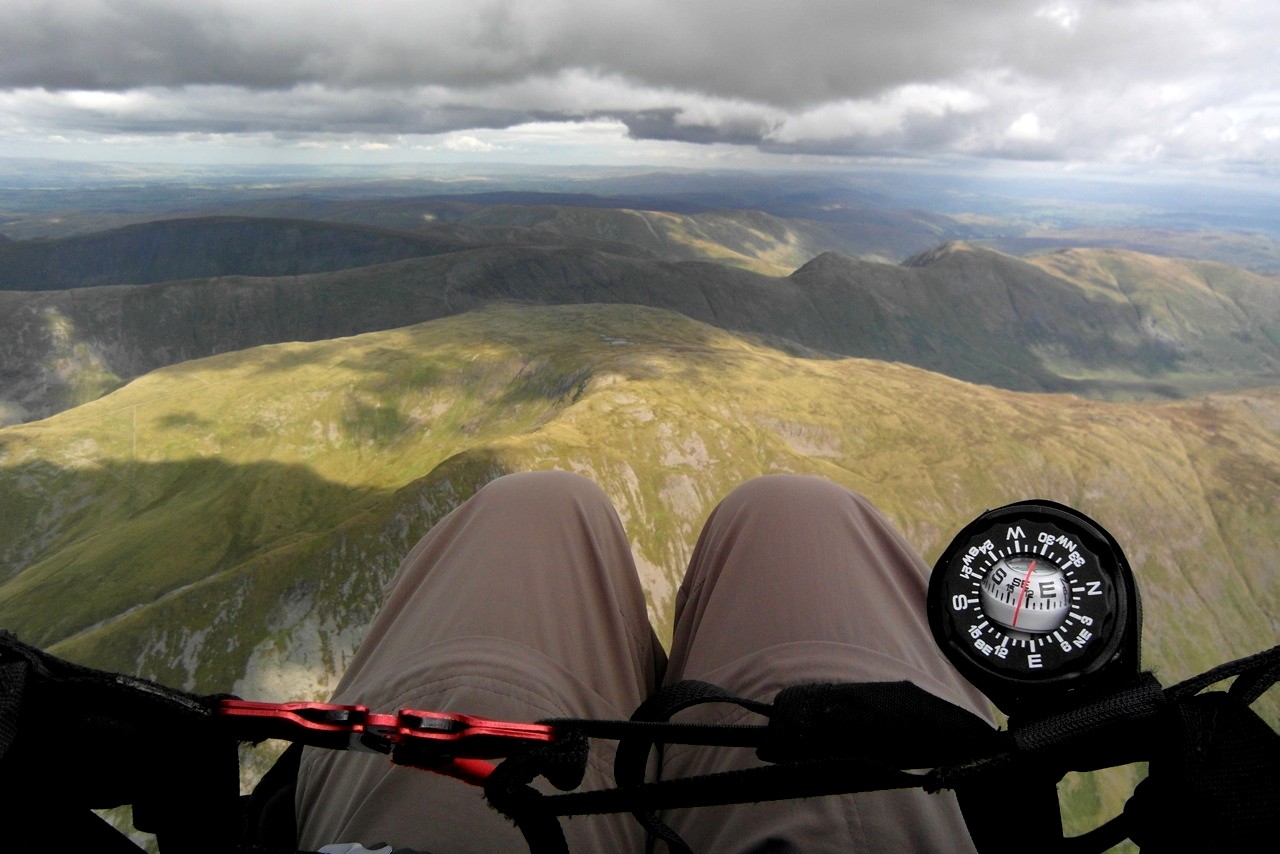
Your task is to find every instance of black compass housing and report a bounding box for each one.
[928,500,1142,715]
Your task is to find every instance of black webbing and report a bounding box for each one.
[531,754,924,816]
[960,648,1280,854]
[0,657,26,760]
[488,649,1280,854]
[1008,673,1167,771]
[1167,642,1280,701]
[0,629,242,854]
[482,729,592,854]
[613,679,772,854]
[5,627,1278,854]
[763,680,1003,766]
[490,680,1002,853]
[1124,647,1280,853]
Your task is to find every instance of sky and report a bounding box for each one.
[1,0,1278,178]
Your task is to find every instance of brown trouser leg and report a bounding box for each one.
[296,472,991,852]
[296,471,666,852]
[659,475,992,852]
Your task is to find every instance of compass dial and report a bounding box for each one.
[928,501,1140,713]
[979,557,1071,635]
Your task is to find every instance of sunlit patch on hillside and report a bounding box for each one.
[39,306,124,413]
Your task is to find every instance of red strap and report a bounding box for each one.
[217,699,555,785]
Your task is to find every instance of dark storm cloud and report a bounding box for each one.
[2,1,1278,166]
[0,2,1018,98]
[8,84,552,137]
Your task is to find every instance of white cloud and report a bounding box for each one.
[1007,113,1047,142]
[1035,3,1081,32]
[768,85,988,145]
[442,135,500,153]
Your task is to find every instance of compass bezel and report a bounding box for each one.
[927,500,1141,713]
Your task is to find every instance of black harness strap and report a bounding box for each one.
[0,656,27,762]
[0,630,242,854]
[1124,684,1280,852]
[763,680,1004,766]
[1008,673,1168,771]
[949,674,1167,854]
[1168,642,1280,701]
[485,680,1001,853]
[4,628,1277,854]
[538,753,925,815]
[483,648,1279,854]
[611,680,771,852]
[481,728,593,854]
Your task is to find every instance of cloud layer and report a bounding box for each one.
[2,1,1278,168]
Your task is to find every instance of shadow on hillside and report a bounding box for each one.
[326,347,451,389]
[0,217,477,291]
[0,444,520,673]
[0,454,389,648]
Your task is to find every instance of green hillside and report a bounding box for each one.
[1,303,1276,839]
[0,216,489,291]
[1027,248,1280,385]
[7,239,1280,426]
[428,203,919,275]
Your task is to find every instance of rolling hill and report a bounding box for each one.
[4,230,1280,425]
[204,197,956,274]
[1,303,1277,836]
[0,214,663,292]
[6,163,1278,272]
[0,217,474,291]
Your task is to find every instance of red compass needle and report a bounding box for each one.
[1010,561,1037,629]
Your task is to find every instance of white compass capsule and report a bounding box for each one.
[979,557,1071,634]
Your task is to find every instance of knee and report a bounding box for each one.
[473,470,613,516]
[719,474,861,513]
[712,475,888,538]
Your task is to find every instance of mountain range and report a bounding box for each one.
[1,183,1277,842]
[3,214,1279,426]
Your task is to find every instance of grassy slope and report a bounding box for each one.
[7,233,1280,429]
[445,204,846,275]
[0,216,485,291]
[1,303,1277,837]
[987,228,1280,275]
[190,198,949,273]
[1028,248,1280,393]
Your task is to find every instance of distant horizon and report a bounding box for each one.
[4,153,1279,231]
[5,149,1279,192]
[3,145,1279,185]
[4,151,1280,277]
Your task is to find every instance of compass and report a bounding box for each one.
[927,500,1141,714]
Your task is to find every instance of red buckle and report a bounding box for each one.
[219,699,369,750]
[217,700,557,783]
[377,710,557,760]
